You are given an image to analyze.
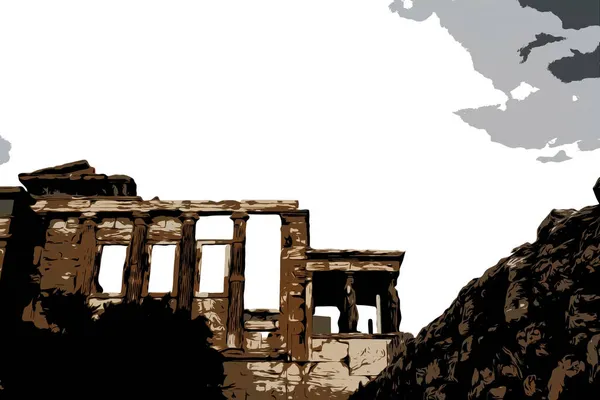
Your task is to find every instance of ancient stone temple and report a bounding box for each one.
[0,161,407,399]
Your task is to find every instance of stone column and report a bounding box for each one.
[226,212,249,349]
[338,272,359,333]
[78,212,99,295]
[305,275,314,352]
[123,212,151,304]
[176,212,199,315]
[280,211,309,361]
[375,294,383,334]
[379,274,401,333]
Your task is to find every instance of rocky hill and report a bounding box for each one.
[351,197,600,399]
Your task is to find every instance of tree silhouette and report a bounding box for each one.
[0,290,226,398]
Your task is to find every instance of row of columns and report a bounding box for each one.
[336,272,401,334]
[75,211,250,350]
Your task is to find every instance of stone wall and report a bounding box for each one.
[29,210,405,399]
[39,215,185,292]
[223,335,406,400]
[8,204,406,400]
[28,209,406,399]
[34,214,232,340]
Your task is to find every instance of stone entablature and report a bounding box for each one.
[0,161,408,399]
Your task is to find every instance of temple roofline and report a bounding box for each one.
[306,248,405,262]
[28,159,95,175]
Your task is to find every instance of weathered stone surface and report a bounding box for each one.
[223,362,287,400]
[32,199,299,213]
[88,297,123,317]
[304,362,369,398]
[39,263,78,291]
[46,218,80,243]
[244,319,278,331]
[0,218,10,237]
[281,247,306,260]
[97,218,115,229]
[97,218,132,242]
[192,298,227,349]
[88,297,123,308]
[244,332,265,351]
[310,338,349,362]
[42,243,80,261]
[148,216,182,242]
[306,261,399,272]
[285,363,304,398]
[242,331,285,355]
[348,339,389,376]
[222,359,375,400]
[39,241,82,291]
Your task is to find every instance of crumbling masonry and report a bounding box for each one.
[0,161,408,399]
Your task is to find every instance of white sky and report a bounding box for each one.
[1,0,599,335]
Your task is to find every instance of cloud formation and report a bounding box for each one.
[390,0,600,161]
[537,150,572,163]
[0,135,10,166]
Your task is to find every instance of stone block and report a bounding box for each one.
[97,228,132,242]
[88,297,123,310]
[304,362,369,399]
[285,363,308,400]
[97,218,116,229]
[39,259,79,292]
[0,218,10,237]
[42,243,80,261]
[245,332,265,351]
[247,361,285,379]
[96,218,133,242]
[310,338,349,362]
[192,298,227,342]
[224,362,287,400]
[115,218,132,229]
[348,339,389,376]
[282,247,306,260]
[148,216,182,242]
[46,218,80,243]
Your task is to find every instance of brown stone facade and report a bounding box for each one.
[0,161,408,399]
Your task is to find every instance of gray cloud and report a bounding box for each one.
[390,0,600,162]
[518,0,600,30]
[518,33,565,63]
[0,136,10,166]
[537,150,572,163]
[549,44,600,83]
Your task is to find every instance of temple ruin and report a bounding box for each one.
[0,161,407,399]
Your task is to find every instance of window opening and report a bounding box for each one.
[148,245,176,293]
[97,245,128,294]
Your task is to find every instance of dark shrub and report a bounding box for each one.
[0,291,226,399]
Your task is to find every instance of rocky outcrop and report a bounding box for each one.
[351,203,600,399]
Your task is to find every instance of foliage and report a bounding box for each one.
[0,291,226,399]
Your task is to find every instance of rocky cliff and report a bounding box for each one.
[351,200,600,399]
